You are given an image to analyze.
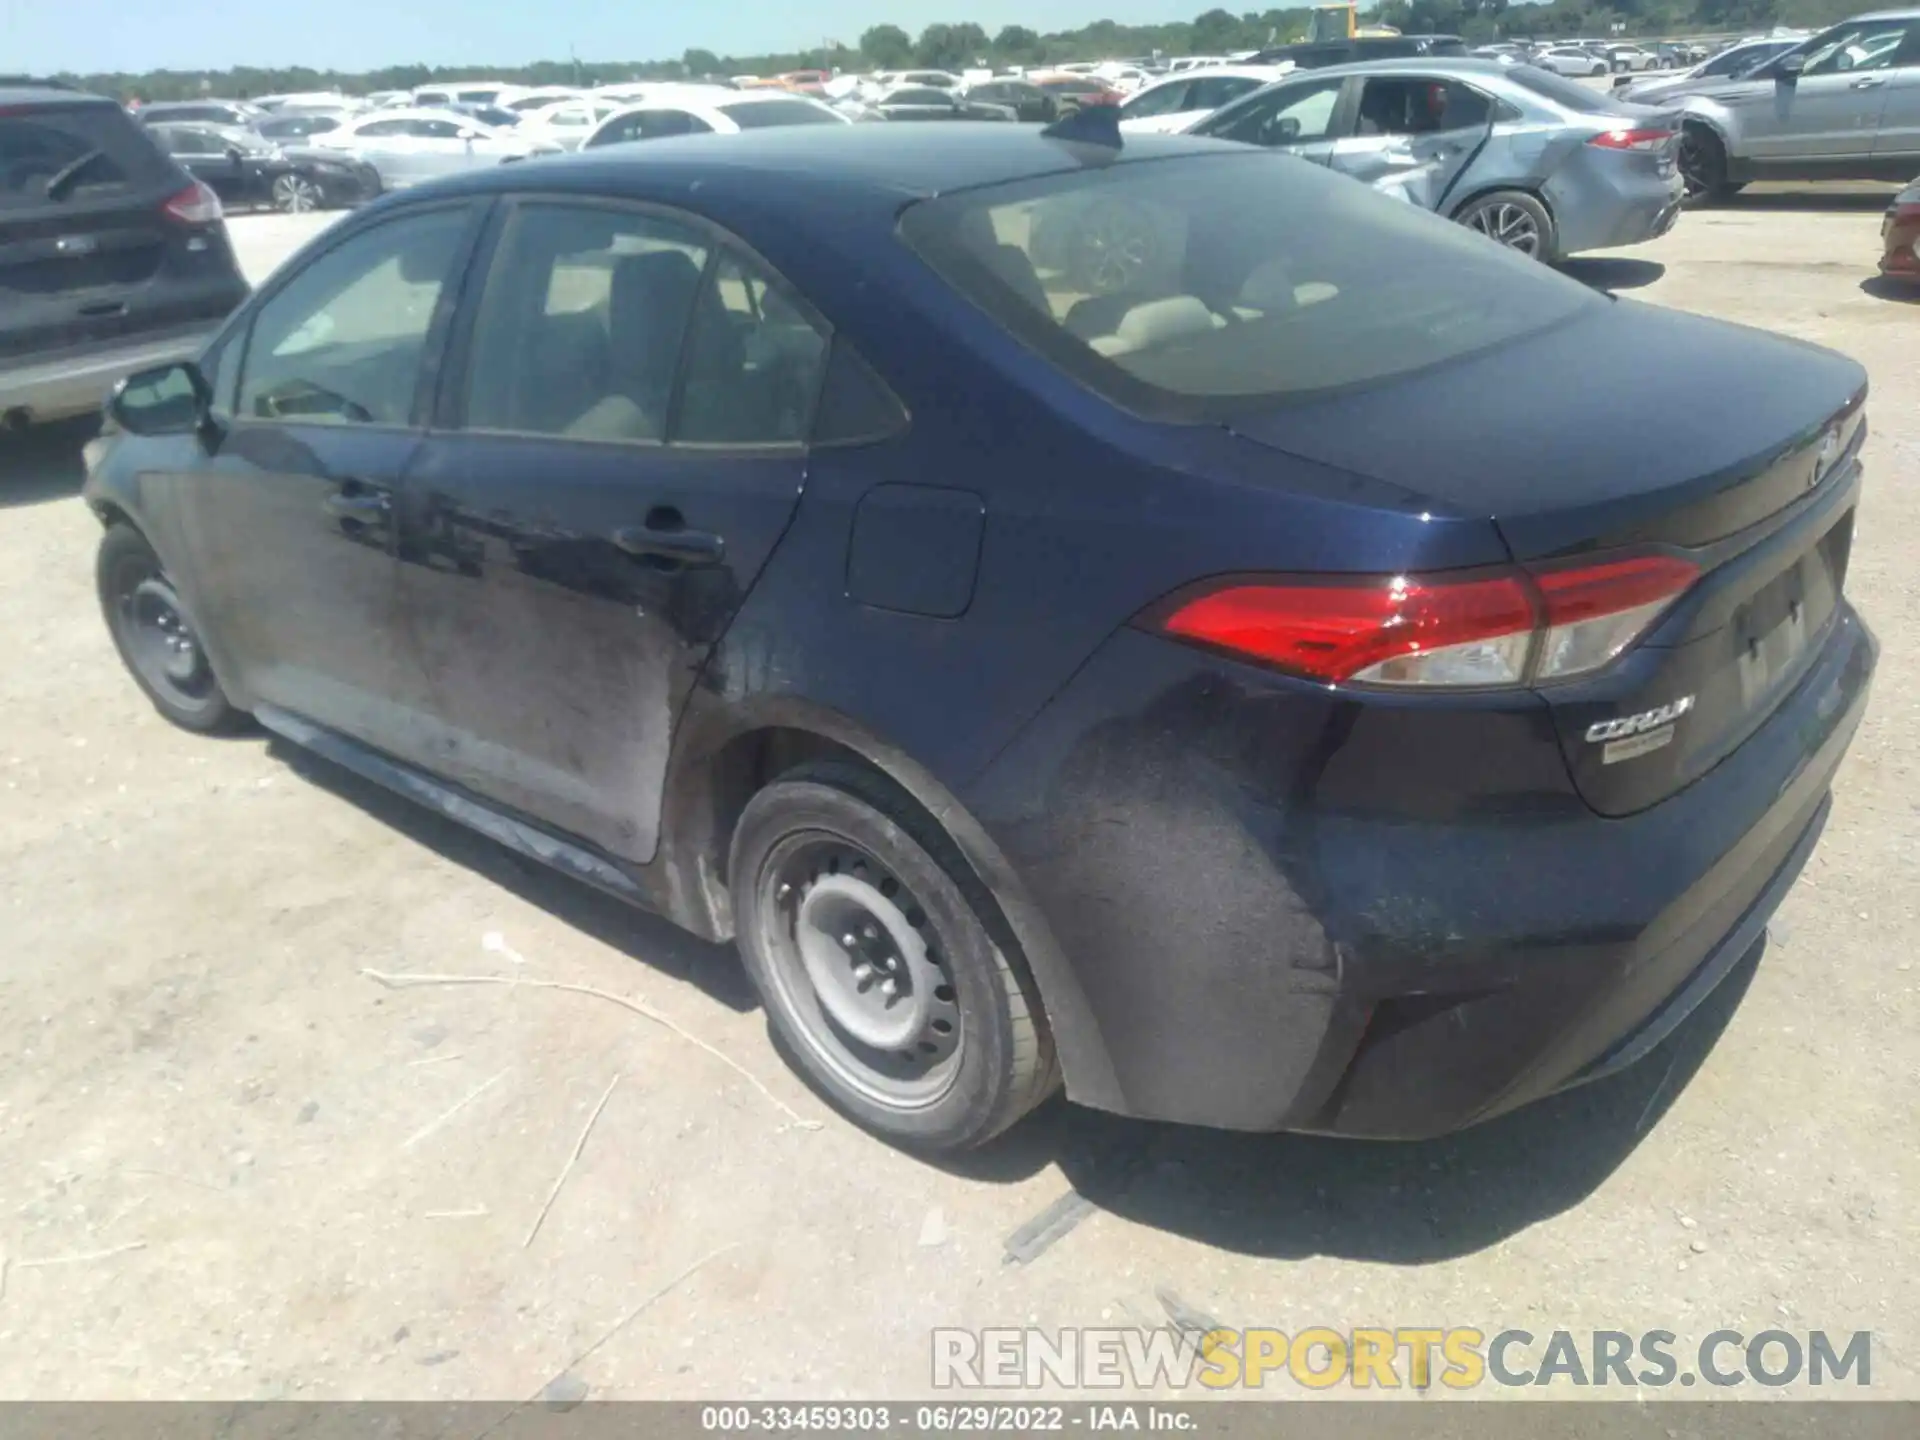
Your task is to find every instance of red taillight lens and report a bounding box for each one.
[161,179,223,225]
[1155,553,1699,690]
[1161,573,1538,687]
[1588,128,1675,152]
[1528,553,1698,679]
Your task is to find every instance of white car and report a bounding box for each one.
[310,108,557,188]
[412,82,515,109]
[582,90,849,148]
[1532,46,1610,77]
[514,97,625,151]
[503,86,591,113]
[1116,65,1293,135]
[1167,55,1233,72]
[1606,44,1659,72]
[1092,64,1156,94]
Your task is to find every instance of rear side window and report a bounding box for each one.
[718,99,841,127]
[0,102,172,212]
[898,151,1598,420]
[677,252,829,445]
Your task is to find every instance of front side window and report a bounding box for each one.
[237,207,471,427]
[354,118,410,138]
[1199,77,1346,146]
[462,204,711,442]
[1185,75,1265,110]
[898,151,1598,419]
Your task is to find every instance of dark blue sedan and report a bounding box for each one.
[86,122,1875,1150]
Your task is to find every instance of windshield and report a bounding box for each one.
[718,99,842,127]
[1505,65,1639,115]
[898,151,1598,420]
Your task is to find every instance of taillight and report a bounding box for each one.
[1154,552,1698,690]
[1588,128,1674,152]
[161,179,223,225]
[1528,553,1698,680]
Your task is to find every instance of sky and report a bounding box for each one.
[7,0,1218,76]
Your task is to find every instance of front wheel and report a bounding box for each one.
[1454,190,1557,262]
[729,762,1057,1151]
[97,524,247,734]
[271,173,321,213]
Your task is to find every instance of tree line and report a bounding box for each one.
[62,0,1863,103]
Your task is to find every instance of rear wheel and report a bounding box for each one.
[729,762,1057,1151]
[97,524,246,734]
[1679,125,1735,206]
[1454,190,1557,262]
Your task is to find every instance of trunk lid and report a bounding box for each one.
[1226,300,1868,815]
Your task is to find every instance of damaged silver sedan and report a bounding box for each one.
[1190,57,1685,262]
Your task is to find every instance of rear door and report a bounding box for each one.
[1328,75,1495,209]
[158,127,246,201]
[392,198,827,861]
[0,98,242,363]
[173,200,486,757]
[1192,74,1355,164]
[1869,30,1920,160]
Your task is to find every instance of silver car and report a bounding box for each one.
[1669,10,1920,202]
[308,107,557,188]
[1189,59,1684,261]
[1615,37,1808,104]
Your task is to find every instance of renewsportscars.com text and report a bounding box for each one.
[931,1327,1873,1391]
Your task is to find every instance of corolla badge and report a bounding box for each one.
[1586,695,1695,744]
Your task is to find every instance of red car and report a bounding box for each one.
[1881,177,1920,282]
[780,70,830,96]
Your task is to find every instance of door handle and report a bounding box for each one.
[1850,76,1887,88]
[610,510,725,566]
[324,487,391,523]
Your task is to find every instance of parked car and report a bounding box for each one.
[1029,73,1127,111]
[136,99,265,130]
[84,122,1875,1152]
[412,83,513,109]
[447,103,524,131]
[1606,45,1662,73]
[1533,45,1612,77]
[0,84,247,428]
[1882,173,1920,278]
[148,121,381,213]
[1190,60,1684,261]
[308,108,558,188]
[1251,35,1470,68]
[1673,10,1920,202]
[1117,65,1295,135]
[257,112,347,143]
[1615,36,1807,100]
[779,70,833,95]
[583,91,848,147]
[513,97,625,151]
[853,86,1017,122]
[503,86,591,112]
[960,78,1060,122]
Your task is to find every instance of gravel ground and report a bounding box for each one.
[0,189,1914,1402]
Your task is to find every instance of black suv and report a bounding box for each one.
[1251,34,1469,68]
[1,85,250,427]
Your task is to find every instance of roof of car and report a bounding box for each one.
[431,121,1238,204]
[0,85,113,108]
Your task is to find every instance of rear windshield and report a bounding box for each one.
[0,101,174,212]
[719,99,840,128]
[1505,64,1637,114]
[898,151,1599,420]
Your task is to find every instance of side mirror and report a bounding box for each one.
[1274,116,1303,142]
[108,360,212,437]
[1776,52,1806,79]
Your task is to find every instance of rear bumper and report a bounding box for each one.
[1552,167,1687,255]
[967,603,1875,1137]
[0,323,222,424]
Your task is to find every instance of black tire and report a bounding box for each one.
[96,523,247,734]
[729,760,1057,1151]
[1679,124,1734,206]
[1453,189,1558,263]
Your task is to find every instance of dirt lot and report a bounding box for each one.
[1,192,1915,1402]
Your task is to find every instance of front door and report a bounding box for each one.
[393,199,828,862]
[1327,75,1493,211]
[1741,18,1915,160]
[173,201,484,755]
